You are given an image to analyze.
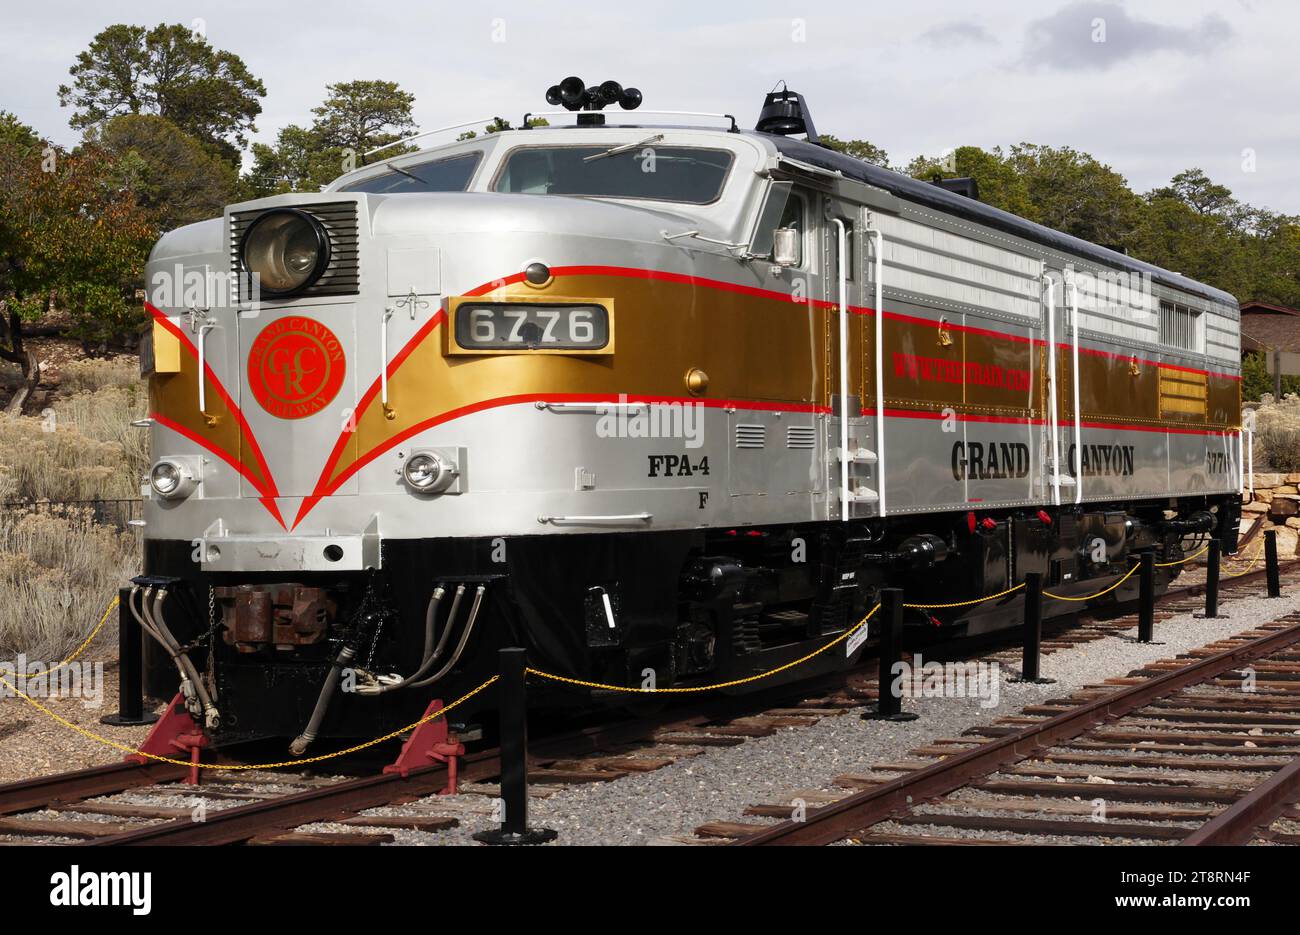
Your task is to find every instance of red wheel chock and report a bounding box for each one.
[383,699,465,794]
[125,693,209,785]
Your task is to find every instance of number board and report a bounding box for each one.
[445,297,615,355]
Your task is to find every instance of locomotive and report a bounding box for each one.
[134,80,1244,748]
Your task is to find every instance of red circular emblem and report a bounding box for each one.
[247,316,346,419]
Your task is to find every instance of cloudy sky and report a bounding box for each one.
[3,1,1296,212]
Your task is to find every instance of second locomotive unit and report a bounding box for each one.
[134,81,1244,747]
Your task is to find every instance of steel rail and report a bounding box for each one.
[736,616,1300,845]
[1181,756,1300,845]
[0,761,189,817]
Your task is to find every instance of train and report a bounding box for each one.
[133,79,1244,749]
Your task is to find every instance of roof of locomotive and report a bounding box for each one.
[329,121,1236,309]
[761,133,1238,309]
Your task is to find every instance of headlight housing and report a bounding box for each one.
[240,208,331,297]
[149,458,199,499]
[402,451,459,494]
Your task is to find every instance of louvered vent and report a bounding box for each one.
[786,425,816,449]
[735,424,766,449]
[231,201,360,301]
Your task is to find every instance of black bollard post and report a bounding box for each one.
[473,648,557,845]
[1011,573,1055,684]
[1266,529,1281,598]
[1137,551,1156,643]
[1203,540,1221,619]
[101,588,159,726]
[862,588,918,722]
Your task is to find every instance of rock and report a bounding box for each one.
[1271,497,1300,519]
[1286,518,1300,530]
[1254,473,1286,488]
[1255,490,1274,504]
[1286,473,1300,485]
[1278,486,1299,495]
[1272,527,1300,557]
[1242,500,1269,514]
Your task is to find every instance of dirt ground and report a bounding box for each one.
[0,645,167,784]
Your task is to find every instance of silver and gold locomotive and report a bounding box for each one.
[135,83,1243,747]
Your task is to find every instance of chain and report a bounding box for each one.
[204,585,218,697]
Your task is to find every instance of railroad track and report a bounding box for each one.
[725,610,1300,846]
[0,665,886,844]
[0,558,1285,845]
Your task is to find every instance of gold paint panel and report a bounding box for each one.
[148,342,272,492]
[1077,351,1158,423]
[153,321,182,374]
[1207,376,1241,428]
[1159,367,1208,420]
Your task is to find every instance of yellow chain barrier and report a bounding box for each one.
[527,604,881,693]
[1156,542,1210,567]
[0,669,497,771]
[1043,561,1141,602]
[1223,539,1267,578]
[41,595,118,677]
[904,581,1025,610]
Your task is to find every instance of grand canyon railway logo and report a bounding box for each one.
[248,316,345,419]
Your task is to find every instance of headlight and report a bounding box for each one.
[402,451,458,493]
[149,458,198,499]
[240,208,330,296]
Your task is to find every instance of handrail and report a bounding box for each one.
[380,305,394,410]
[832,218,850,522]
[1065,268,1083,505]
[1247,426,1254,495]
[535,401,647,414]
[869,227,886,517]
[537,513,652,525]
[189,306,216,421]
[1042,272,1062,506]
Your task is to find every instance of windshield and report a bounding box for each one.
[493,145,733,204]
[340,152,482,194]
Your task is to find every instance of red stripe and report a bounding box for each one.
[553,264,837,311]
[550,268,1239,380]
[150,412,287,528]
[862,407,1238,436]
[864,305,1238,380]
[146,302,281,496]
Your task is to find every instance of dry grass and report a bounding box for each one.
[0,510,138,659]
[0,368,147,502]
[1252,394,1300,473]
[57,357,141,394]
[0,357,146,658]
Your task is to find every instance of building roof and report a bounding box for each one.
[1240,301,1300,353]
